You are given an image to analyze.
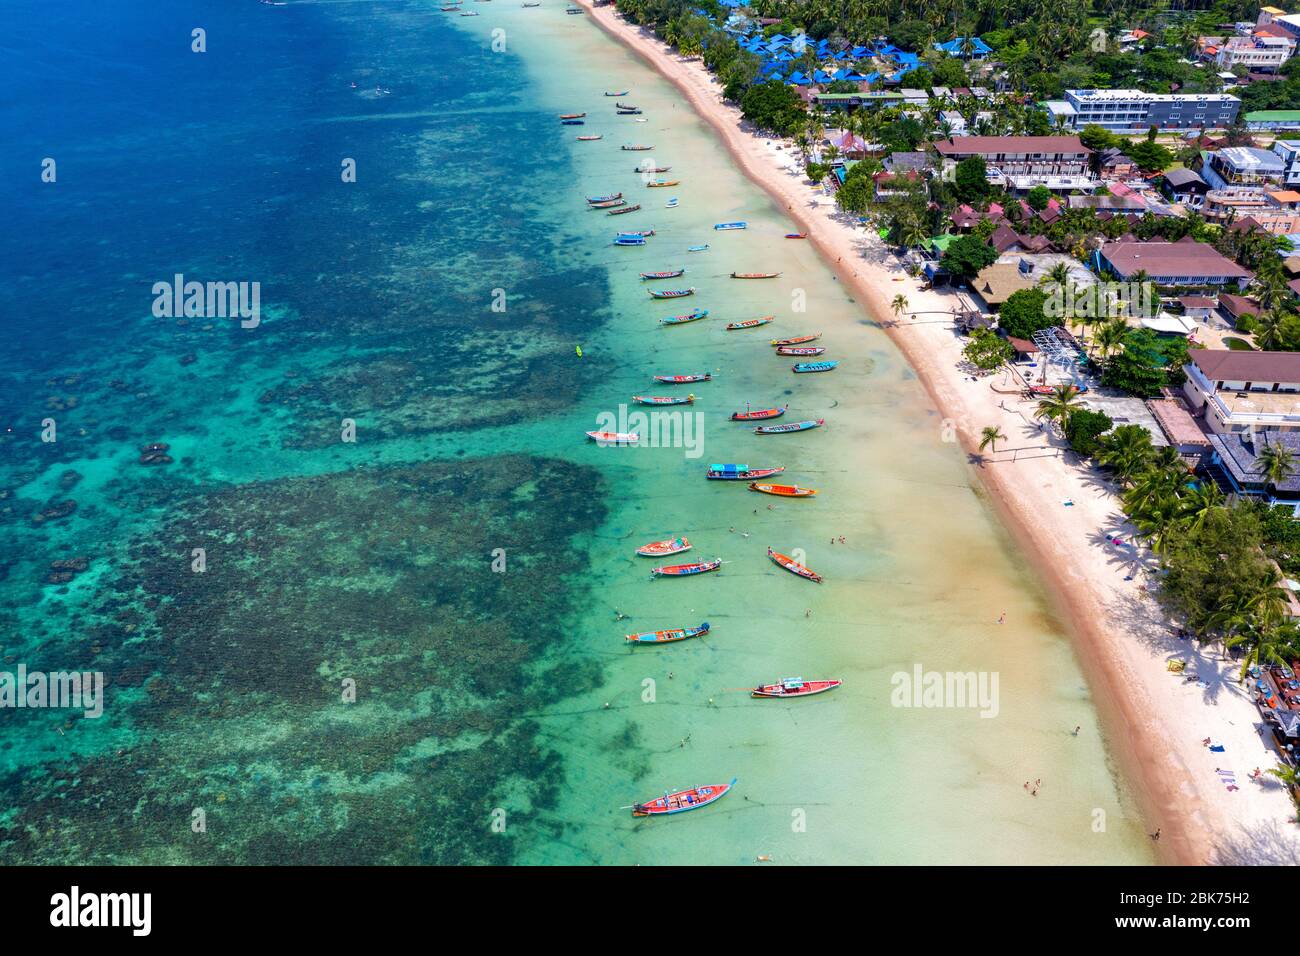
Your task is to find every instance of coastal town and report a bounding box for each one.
[577,0,1300,861]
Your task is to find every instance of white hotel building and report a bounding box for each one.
[1045,89,1242,132]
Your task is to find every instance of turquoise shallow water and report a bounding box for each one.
[0,1,1152,864]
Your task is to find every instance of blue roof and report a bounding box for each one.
[787,71,811,85]
[934,37,993,55]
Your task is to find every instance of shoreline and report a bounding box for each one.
[574,0,1300,865]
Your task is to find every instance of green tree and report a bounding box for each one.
[1097,424,1155,486]
[953,155,990,204]
[1063,408,1112,458]
[941,234,998,279]
[1257,441,1297,492]
[961,327,1014,371]
[998,288,1053,340]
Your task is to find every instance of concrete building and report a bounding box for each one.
[931,135,1094,192]
[1203,146,1287,188]
[1098,239,1253,288]
[1183,350,1300,435]
[1274,139,1300,186]
[1202,33,1296,72]
[1059,88,1241,132]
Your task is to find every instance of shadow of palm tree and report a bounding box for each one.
[1208,817,1300,865]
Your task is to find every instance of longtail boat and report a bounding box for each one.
[654,372,711,384]
[752,677,840,698]
[730,405,786,421]
[622,144,654,151]
[522,2,540,6]
[776,346,825,356]
[589,198,627,209]
[625,621,710,644]
[587,192,623,203]
[651,558,721,577]
[755,418,823,435]
[660,309,708,325]
[636,536,691,557]
[566,6,582,13]
[767,547,823,583]
[608,203,642,216]
[586,430,639,444]
[615,102,636,110]
[648,287,695,299]
[749,482,816,497]
[770,333,821,346]
[559,113,586,119]
[714,221,747,230]
[618,228,655,237]
[731,271,781,279]
[793,361,838,373]
[784,233,808,239]
[605,90,630,96]
[632,394,694,405]
[725,317,773,330]
[687,244,709,252]
[640,269,685,280]
[707,463,784,480]
[613,237,646,246]
[618,108,643,115]
[647,180,680,188]
[637,166,671,173]
[561,119,585,126]
[631,778,735,816]
[577,134,603,141]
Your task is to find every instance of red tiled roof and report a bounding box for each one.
[1219,293,1261,317]
[1192,349,1300,383]
[1100,241,1252,281]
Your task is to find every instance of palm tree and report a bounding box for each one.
[1093,316,1129,361]
[891,294,909,319]
[1225,617,1298,680]
[979,425,1007,454]
[1175,482,1223,535]
[1098,426,1155,486]
[1257,440,1297,493]
[1033,383,1083,429]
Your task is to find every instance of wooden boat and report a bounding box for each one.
[752,677,840,699]
[730,405,786,421]
[622,144,654,151]
[615,102,637,110]
[651,558,721,577]
[776,346,825,356]
[731,271,781,279]
[770,333,821,346]
[647,287,695,299]
[589,198,626,209]
[647,180,680,188]
[687,244,709,252]
[640,269,685,280]
[576,135,603,141]
[561,119,585,126]
[559,112,586,119]
[793,361,838,373]
[618,109,643,115]
[586,430,639,444]
[618,229,655,237]
[654,372,711,384]
[613,237,646,246]
[707,463,784,480]
[767,547,823,583]
[725,317,773,330]
[605,90,630,97]
[714,221,747,230]
[749,482,816,497]
[632,394,694,405]
[784,233,808,239]
[631,778,735,816]
[587,192,623,203]
[636,536,691,557]
[637,166,671,173]
[608,204,642,216]
[625,621,710,644]
[755,418,823,435]
[660,309,708,325]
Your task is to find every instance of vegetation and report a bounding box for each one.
[1063,407,1112,458]
[940,234,997,279]
[961,327,1014,371]
[998,288,1052,341]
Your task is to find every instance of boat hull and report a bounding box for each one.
[707,465,784,480]
[632,778,735,816]
[636,537,691,557]
[793,362,838,373]
[749,482,816,497]
[725,317,773,330]
[651,559,721,577]
[752,679,840,698]
[754,418,824,435]
[767,547,823,582]
[730,406,786,421]
[625,622,711,644]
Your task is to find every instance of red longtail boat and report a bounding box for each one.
[640,269,685,280]
[749,482,816,497]
[730,405,787,421]
[651,558,721,577]
[636,536,691,557]
[776,346,825,356]
[770,333,821,346]
[654,372,711,384]
[767,546,823,582]
[730,272,782,279]
[631,778,735,816]
[751,677,840,698]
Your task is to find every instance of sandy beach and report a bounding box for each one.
[574,0,1300,865]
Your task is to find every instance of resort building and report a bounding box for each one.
[1202,146,1288,188]
[1097,238,1253,288]
[1275,139,1300,186]
[1200,34,1296,72]
[1160,167,1211,208]
[1055,89,1241,132]
[1183,349,1300,435]
[1245,109,1300,131]
[931,135,1094,192]
[1203,187,1300,233]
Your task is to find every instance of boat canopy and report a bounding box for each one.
[710,463,747,473]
